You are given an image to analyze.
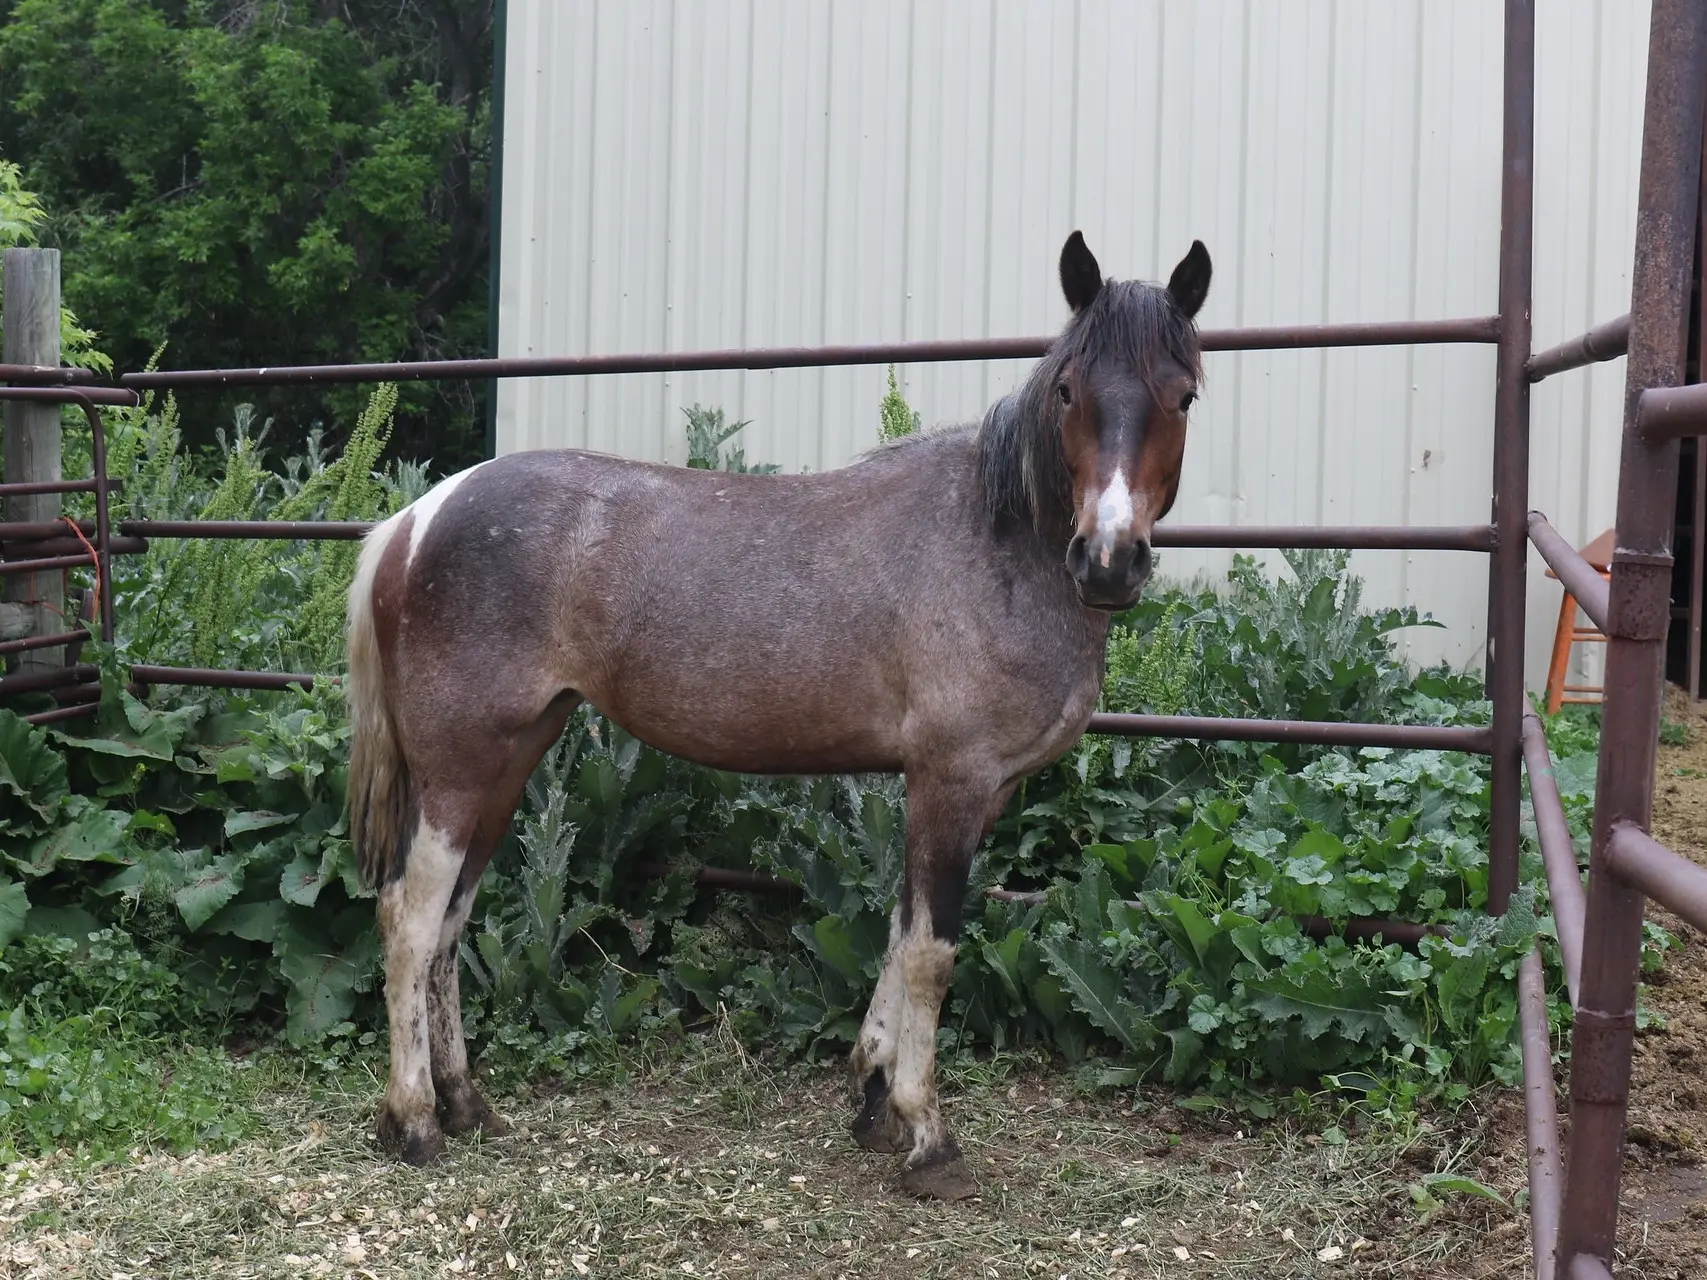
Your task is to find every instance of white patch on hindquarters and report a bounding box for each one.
[1094,469,1135,568]
[405,460,491,569]
[348,509,406,634]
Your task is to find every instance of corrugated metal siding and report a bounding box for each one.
[497,0,1649,688]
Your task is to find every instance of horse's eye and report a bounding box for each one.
[1056,382,1072,406]
[1180,391,1197,413]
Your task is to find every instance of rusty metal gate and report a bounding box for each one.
[4,2,1707,1273]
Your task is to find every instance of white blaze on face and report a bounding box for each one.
[1093,468,1136,567]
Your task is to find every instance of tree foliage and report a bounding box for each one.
[0,0,494,467]
[0,160,113,375]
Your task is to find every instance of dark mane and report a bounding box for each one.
[977,279,1204,534]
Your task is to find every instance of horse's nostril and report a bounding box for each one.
[1066,534,1090,582]
[1131,539,1154,584]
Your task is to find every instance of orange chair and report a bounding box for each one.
[1544,527,1615,715]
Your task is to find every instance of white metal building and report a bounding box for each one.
[494,1,1649,690]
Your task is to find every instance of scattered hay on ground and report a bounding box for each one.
[1,1043,1528,1279]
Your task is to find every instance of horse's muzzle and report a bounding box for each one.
[1066,533,1153,611]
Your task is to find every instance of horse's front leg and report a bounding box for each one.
[849,906,911,1154]
[853,769,1007,1200]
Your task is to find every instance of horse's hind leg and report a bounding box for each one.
[423,695,579,1142]
[376,810,471,1164]
[426,891,505,1138]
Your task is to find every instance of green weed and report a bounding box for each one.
[878,365,922,441]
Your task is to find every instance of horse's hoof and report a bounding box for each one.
[851,1105,909,1154]
[438,1085,510,1139]
[377,1109,447,1166]
[402,1129,448,1165]
[900,1149,979,1201]
[851,1071,909,1154]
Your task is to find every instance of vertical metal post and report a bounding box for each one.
[1520,948,1563,1280]
[79,399,115,644]
[1691,443,1705,700]
[1692,121,1707,702]
[1,249,63,677]
[1559,4,1707,1271]
[484,0,509,462]
[1488,0,1536,916]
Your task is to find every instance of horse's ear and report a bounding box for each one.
[1166,240,1213,319]
[1059,231,1103,314]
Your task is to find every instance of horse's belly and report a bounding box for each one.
[592,679,904,777]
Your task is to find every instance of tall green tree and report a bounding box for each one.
[0,0,494,467]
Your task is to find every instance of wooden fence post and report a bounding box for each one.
[2,248,65,672]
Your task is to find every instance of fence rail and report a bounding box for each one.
[114,317,1505,391]
[1522,714,1586,1007]
[1528,512,1610,631]
[1603,824,1707,935]
[0,516,1502,551]
[1636,381,1707,440]
[1086,713,1491,753]
[1518,948,1563,1280]
[1526,314,1631,382]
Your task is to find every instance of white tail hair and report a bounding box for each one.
[346,513,409,886]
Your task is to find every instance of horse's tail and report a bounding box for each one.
[347,516,410,889]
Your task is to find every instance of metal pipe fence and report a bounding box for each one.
[2,3,1704,1274]
[1554,4,1707,1271]
[1529,511,1611,631]
[113,318,1503,392]
[1522,713,1586,1007]
[1527,314,1631,383]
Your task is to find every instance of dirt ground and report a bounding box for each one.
[0,1046,1536,1280]
[1589,684,1707,1276]
[1446,684,1707,1279]
[7,697,1707,1278]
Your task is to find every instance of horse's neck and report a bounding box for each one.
[985,492,1109,645]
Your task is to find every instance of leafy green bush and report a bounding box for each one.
[683,405,779,475]
[991,548,1485,875]
[0,667,373,1041]
[0,931,252,1159]
[62,380,426,675]
[458,725,695,1084]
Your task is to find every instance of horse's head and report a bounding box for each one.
[1051,231,1211,611]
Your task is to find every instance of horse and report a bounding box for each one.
[345,230,1212,1200]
